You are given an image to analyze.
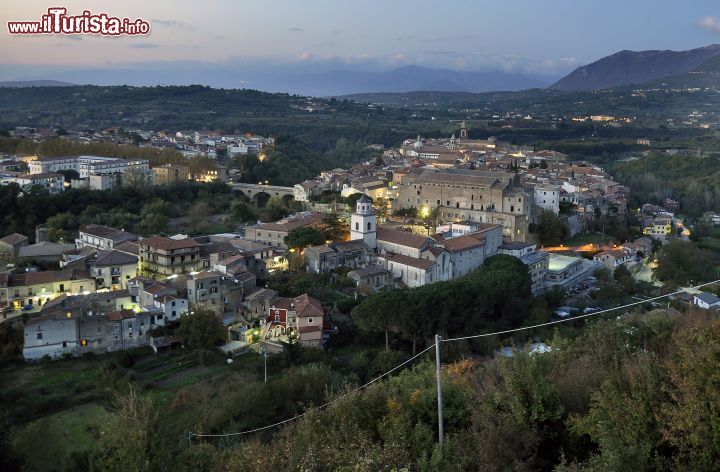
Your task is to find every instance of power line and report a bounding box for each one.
[441,279,720,343]
[189,279,720,440]
[191,344,435,438]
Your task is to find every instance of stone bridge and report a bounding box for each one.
[230,182,295,205]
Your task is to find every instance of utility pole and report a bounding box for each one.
[260,347,267,383]
[435,334,444,448]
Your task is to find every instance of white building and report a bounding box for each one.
[152,294,188,323]
[380,253,436,288]
[29,156,152,186]
[693,292,720,310]
[350,195,378,249]
[76,225,138,250]
[1,172,65,194]
[534,185,560,215]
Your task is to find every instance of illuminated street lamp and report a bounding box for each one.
[419,206,430,219]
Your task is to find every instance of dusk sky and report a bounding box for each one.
[2,0,720,85]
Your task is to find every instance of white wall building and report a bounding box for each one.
[350,195,377,249]
[534,185,560,214]
[30,155,150,181]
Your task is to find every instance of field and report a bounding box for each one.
[11,403,107,471]
[1,347,265,471]
[563,231,614,246]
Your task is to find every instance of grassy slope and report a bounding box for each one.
[12,403,107,471]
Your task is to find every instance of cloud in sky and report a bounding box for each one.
[151,19,194,30]
[289,27,304,32]
[698,16,720,33]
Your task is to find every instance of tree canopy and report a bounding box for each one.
[352,254,532,353]
[177,307,226,350]
[654,239,716,285]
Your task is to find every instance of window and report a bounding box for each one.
[62,341,67,348]
[308,318,313,323]
[367,222,372,231]
[59,283,65,292]
[355,222,359,230]
[37,332,43,340]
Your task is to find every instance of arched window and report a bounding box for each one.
[367,222,372,231]
[355,222,359,230]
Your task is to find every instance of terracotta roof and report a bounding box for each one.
[94,250,138,267]
[273,297,294,311]
[218,254,247,266]
[144,283,170,295]
[190,271,223,280]
[140,236,199,251]
[8,269,89,287]
[595,250,627,259]
[107,309,136,321]
[0,233,28,246]
[80,224,137,243]
[304,244,335,255]
[254,213,323,232]
[293,294,324,318]
[376,227,432,249]
[385,253,435,270]
[245,288,278,302]
[114,240,140,256]
[440,234,486,252]
[228,239,272,253]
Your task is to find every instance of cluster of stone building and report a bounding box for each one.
[292,126,628,242]
[0,154,230,193]
[292,196,600,295]
[0,222,327,360]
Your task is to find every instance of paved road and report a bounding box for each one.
[634,261,662,287]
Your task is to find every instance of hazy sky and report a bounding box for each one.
[2,0,720,80]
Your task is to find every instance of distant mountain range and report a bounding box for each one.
[10,64,549,96]
[550,44,720,91]
[300,65,549,96]
[6,44,720,96]
[0,80,73,88]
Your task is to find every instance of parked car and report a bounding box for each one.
[21,305,33,311]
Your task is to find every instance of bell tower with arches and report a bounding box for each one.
[350,194,377,249]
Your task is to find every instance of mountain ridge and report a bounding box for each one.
[550,44,720,91]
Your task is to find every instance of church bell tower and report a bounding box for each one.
[350,194,377,249]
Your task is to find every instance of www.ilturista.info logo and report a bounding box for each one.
[7,7,150,36]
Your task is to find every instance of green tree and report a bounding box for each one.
[177,307,225,350]
[187,201,212,234]
[321,212,346,241]
[373,197,390,222]
[139,213,168,235]
[95,386,158,472]
[284,227,326,250]
[654,239,715,285]
[535,210,568,247]
[613,264,637,294]
[230,201,257,223]
[44,212,78,243]
[260,196,289,222]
